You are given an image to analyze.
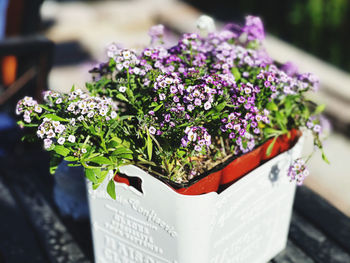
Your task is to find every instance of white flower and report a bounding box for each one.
[46,129,56,139]
[34,105,42,113]
[70,118,76,126]
[196,15,215,35]
[77,116,84,121]
[37,129,45,139]
[52,121,60,127]
[78,102,86,109]
[81,108,89,115]
[87,111,95,118]
[68,135,76,143]
[75,89,83,95]
[133,67,140,74]
[149,126,156,135]
[110,111,117,119]
[81,148,87,154]
[144,50,152,56]
[99,108,107,116]
[204,133,211,142]
[57,137,65,145]
[204,101,212,110]
[123,50,131,60]
[165,77,173,85]
[188,131,197,142]
[24,116,31,123]
[55,124,65,134]
[88,102,96,109]
[56,98,63,104]
[44,139,53,149]
[119,86,127,93]
[67,104,75,111]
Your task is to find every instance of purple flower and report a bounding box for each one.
[187,104,195,111]
[164,114,171,122]
[181,138,189,147]
[281,62,298,76]
[238,96,245,103]
[288,158,309,186]
[239,129,245,136]
[170,86,178,94]
[194,145,202,152]
[242,16,265,41]
[264,81,271,87]
[194,98,202,106]
[313,124,321,134]
[149,24,164,44]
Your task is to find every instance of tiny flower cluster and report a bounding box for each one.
[37,118,71,149]
[16,96,42,123]
[17,89,119,152]
[181,126,212,153]
[17,15,327,189]
[287,158,310,185]
[84,15,325,182]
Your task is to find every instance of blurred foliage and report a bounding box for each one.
[187,0,350,72]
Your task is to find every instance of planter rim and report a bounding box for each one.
[118,129,302,190]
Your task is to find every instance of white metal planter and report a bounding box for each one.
[87,136,304,263]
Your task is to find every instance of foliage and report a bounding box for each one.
[16,16,327,198]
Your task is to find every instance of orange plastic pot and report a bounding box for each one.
[174,170,222,195]
[261,129,300,161]
[221,146,262,185]
[114,129,301,195]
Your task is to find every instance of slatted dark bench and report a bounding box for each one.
[0,141,349,263]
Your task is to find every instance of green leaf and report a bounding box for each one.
[215,102,227,112]
[42,114,69,122]
[116,93,129,102]
[147,131,153,161]
[49,154,63,174]
[54,145,70,157]
[126,87,134,101]
[111,146,133,156]
[107,179,116,200]
[40,104,55,112]
[263,128,282,137]
[85,168,98,183]
[266,137,277,157]
[322,151,330,164]
[266,102,278,112]
[314,104,326,115]
[231,67,241,81]
[153,104,163,112]
[276,111,287,130]
[89,156,114,165]
[64,156,77,162]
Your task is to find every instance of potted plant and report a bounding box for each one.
[16,16,327,263]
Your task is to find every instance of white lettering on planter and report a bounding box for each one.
[128,199,177,238]
[103,235,166,263]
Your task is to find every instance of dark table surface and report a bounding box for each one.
[0,133,350,263]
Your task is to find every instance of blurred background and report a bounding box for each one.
[0,0,349,260]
